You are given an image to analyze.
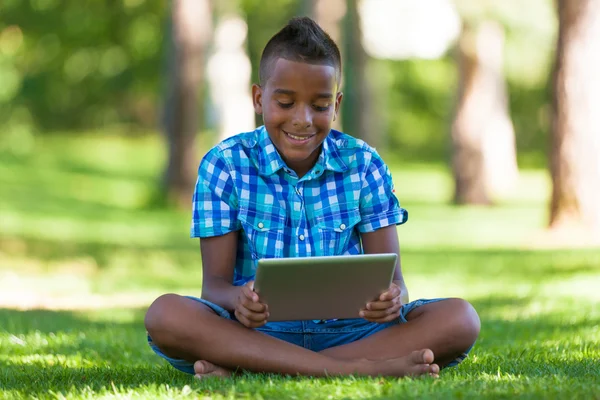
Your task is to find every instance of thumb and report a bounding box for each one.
[247,280,258,301]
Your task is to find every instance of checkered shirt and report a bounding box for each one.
[191,126,408,286]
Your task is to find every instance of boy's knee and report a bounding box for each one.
[449,298,480,344]
[144,293,181,338]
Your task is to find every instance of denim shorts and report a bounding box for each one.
[147,296,469,375]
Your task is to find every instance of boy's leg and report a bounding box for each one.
[319,298,480,367]
[144,293,440,377]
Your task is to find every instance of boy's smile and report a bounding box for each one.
[252,58,342,177]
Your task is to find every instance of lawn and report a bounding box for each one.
[0,133,599,399]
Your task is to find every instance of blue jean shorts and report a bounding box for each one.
[148,296,469,375]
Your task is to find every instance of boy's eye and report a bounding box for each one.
[277,101,293,109]
[314,104,331,112]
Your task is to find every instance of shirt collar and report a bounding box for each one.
[257,126,287,176]
[321,133,348,173]
[257,126,348,177]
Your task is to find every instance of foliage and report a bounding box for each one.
[1,134,599,399]
[0,0,166,134]
[1,0,556,167]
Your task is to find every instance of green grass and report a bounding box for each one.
[1,133,599,399]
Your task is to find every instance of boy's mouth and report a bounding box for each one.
[282,130,316,142]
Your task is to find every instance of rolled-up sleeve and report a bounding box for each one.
[191,149,240,238]
[357,152,408,233]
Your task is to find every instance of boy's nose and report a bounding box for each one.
[292,105,312,128]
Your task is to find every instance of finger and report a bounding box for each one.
[366,300,395,311]
[242,282,259,302]
[379,285,401,301]
[360,309,391,320]
[251,319,267,328]
[238,296,267,313]
[360,303,401,320]
[378,312,401,323]
[363,311,401,323]
[234,309,268,328]
[239,307,270,323]
[236,300,269,320]
[234,309,253,328]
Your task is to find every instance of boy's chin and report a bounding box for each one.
[282,152,312,164]
[281,150,321,170]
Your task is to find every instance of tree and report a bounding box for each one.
[162,0,212,208]
[450,20,518,205]
[304,0,346,132]
[304,0,375,142]
[549,0,600,239]
[304,0,345,46]
[342,0,376,145]
[207,1,255,141]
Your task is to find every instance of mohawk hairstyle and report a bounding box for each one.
[259,16,342,86]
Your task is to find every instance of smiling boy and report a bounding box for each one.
[144,17,480,379]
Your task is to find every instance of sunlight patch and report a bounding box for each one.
[4,353,96,368]
[541,274,600,302]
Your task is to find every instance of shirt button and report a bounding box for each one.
[299,234,305,240]
[257,222,264,229]
[339,223,346,230]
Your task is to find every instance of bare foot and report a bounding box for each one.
[373,349,440,378]
[193,360,232,380]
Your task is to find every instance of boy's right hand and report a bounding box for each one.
[233,281,269,328]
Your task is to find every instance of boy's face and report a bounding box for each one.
[252,58,342,177]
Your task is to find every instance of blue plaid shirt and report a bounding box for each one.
[191,126,407,286]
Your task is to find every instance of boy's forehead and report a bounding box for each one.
[265,58,337,91]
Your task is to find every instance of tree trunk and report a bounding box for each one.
[342,0,375,145]
[305,0,346,132]
[451,21,518,205]
[208,0,254,141]
[162,0,211,208]
[207,14,255,141]
[549,0,600,236]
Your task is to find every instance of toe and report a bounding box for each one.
[193,360,212,375]
[193,360,232,379]
[411,349,434,365]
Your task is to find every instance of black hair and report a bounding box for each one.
[259,16,342,86]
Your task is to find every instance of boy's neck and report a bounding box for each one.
[282,146,323,179]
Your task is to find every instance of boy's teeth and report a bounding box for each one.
[287,132,310,140]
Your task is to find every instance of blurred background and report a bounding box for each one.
[0,0,599,309]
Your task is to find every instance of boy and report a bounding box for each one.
[145,17,480,379]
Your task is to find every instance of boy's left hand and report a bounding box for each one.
[359,283,403,323]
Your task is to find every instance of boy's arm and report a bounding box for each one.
[361,225,409,304]
[199,231,242,311]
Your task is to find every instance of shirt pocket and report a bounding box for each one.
[315,208,361,256]
[239,207,286,260]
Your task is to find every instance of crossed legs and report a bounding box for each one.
[144,294,479,378]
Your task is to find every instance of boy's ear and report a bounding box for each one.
[334,91,343,121]
[252,84,263,115]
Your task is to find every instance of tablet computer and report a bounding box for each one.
[254,253,397,321]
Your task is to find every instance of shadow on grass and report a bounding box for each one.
[401,248,600,280]
[0,151,154,184]
[0,234,197,269]
[0,308,147,335]
[0,361,199,394]
[3,232,598,279]
[2,179,146,215]
[470,295,600,336]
